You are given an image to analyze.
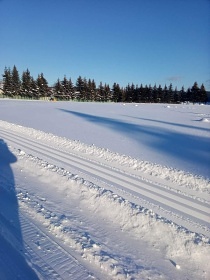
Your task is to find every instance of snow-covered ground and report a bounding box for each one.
[0,99,210,279]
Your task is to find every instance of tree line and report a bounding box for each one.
[1,65,208,104]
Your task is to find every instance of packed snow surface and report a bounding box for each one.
[0,100,210,279]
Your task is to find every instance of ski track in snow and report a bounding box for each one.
[19,213,95,280]
[0,119,210,279]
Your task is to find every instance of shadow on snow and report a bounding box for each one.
[122,115,210,133]
[59,109,210,178]
[0,139,39,279]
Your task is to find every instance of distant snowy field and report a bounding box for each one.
[0,100,210,178]
[0,100,210,280]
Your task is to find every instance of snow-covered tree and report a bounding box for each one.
[21,69,32,97]
[112,83,122,102]
[36,73,49,98]
[11,65,21,96]
[76,76,85,101]
[54,78,63,98]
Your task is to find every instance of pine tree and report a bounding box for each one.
[104,83,111,102]
[131,84,138,102]
[68,78,75,100]
[11,65,21,96]
[152,84,158,103]
[112,83,122,102]
[138,84,145,102]
[61,76,70,98]
[2,67,12,96]
[87,79,96,101]
[122,85,127,102]
[186,88,191,103]
[173,87,180,103]
[199,83,208,104]
[125,84,131,102]
[147,84,153,103]
[82,77,88,101]
[91,79,97,100]
[142,84,148,103]
[97,82,105,102]
[180,86,186,103]
[163,85,168,103]
[21,69,32,97]
[30,77,38,98]
[76,76,84,101]
[157,85,163,103]
[37,73,49,98]
[168,83,174,103]
[191,82,199,104]
[137,85,142,103]
[126,83,134,103]
[54,78,63,98]
[86,79,91,100]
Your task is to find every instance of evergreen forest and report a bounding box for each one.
[1,66,208,104]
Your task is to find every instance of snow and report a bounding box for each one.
[0,99,210,279]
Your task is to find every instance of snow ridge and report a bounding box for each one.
[15,148,210,279]
[0,120,209,193]
[1,117,210,279]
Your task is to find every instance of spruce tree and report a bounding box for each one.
[186,88,191,103]
[92,80,97,101]
[180,86,186,103]
[30,77,38,98]
[191,82,199,104]
[152,84,158,103]
[147,84,153,103]
[2,67,12,96]
[54,78,63,99]
[104,83,111,102]
[68,78,75,100]
[127,83,134,103]
[139,84,144,103]
[97,82,104,102]
[122,85,128,102]
[21,68,32,97]
[37,73,49,98]
[76,76,84,101]
[157,85,163,103]
[87,78,95,101]
[61,76,70,99]
[11,65,21,96]
[142,84,148,103]
[125,84,131,102]
[174,87,180,103]
[112,83,122,102]
[163,85,168,103]
[83,77,88,101]
[131,83,138,102]
[199,83,208,104]
[168,83,174,103]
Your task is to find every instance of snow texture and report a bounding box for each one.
[0,100,210,279]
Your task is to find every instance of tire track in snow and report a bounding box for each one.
[1,128,210,230]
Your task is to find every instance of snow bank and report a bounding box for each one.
[0,120,209,193]
[15,148,210,279]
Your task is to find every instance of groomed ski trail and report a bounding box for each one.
[0,125,209,237]
[1,120,210,279]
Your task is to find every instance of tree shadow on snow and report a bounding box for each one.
[123,115,210,133]
[0,139,39,279]
[59,109,210,178]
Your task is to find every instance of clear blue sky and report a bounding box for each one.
[0,0,209,90]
